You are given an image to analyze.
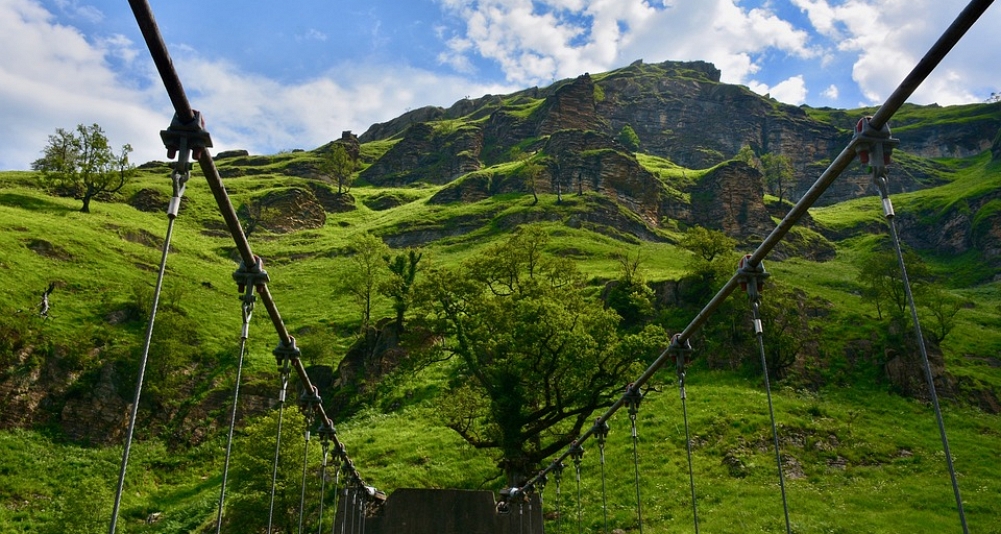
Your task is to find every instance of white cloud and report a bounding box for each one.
[791,0,1001,105]
[438,0,815,86]
[54,0,102,23]
[822,84,839,100]
[175,54,514,155]
[0,0,167,169]
[0,0,514,169]
[748,75,808,105]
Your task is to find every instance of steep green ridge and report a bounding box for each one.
[2,59,1001,533]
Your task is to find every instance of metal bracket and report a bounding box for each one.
[160,110,213,159]
[668,334,694,399]
[624,383,643,418]
[233,255,270,294]
[736,254,770,304]
[593,417,611,445]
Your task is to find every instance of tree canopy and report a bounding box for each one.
[412,225,664,484]
[32,123,133,213]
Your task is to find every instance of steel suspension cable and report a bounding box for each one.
[510,0,994,501]
[267,364,292,534]
[317,439,330,534]
[873,174,969,533]
[594,419,610,533]
[215,284,257,534]
[625,387,645,534]
[673,337,700,534]
[554,463,564,534]
[108,144,190,534]
[327,460,343,534]
[753,300,792,534]
[298,424,314,534]
[126,3,381,509]
[570,443,584,534]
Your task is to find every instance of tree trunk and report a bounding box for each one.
[80,195,92,213]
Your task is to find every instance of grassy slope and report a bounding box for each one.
[1,142,1001,533]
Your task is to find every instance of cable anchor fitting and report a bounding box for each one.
[569,440,585,469]
[624,383,643,419]
[159,111,212,219]
[233,255,270,295]
[272,337,299,403]
[736,254,770,305]
[593,417,611,446]
[854,116,900,218]
[668,334,694,399]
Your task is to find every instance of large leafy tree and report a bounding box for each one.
[32,123,133,213]
[413,226,664,485]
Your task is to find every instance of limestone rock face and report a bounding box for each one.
[360,122,484,186]
[691,161,773,239]
[239,187,326,234]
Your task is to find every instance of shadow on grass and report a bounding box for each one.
[0,192,77,213]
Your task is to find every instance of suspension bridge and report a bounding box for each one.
[105,0,996,532]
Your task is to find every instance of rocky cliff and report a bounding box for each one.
[358,60,1001,213]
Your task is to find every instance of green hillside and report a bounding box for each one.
[3,63,1001,533]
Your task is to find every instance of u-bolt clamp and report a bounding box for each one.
[668,334,694,398]
[624,383,643,417]
[160,111,213,218]
[736,254,769,304]
[233,256,271,295]
[593,418,611,445]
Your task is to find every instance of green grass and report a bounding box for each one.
[2,124,1001,533]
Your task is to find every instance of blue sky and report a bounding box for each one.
[2,0,1000,169]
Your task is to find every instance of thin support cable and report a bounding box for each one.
[215,283,257,534]
[873,174,969,533]
[360,493,368,534]
[327,461,343,534]
[672,334,700,534]
[267,364,292,534]
[317,440,330,534]
[753,300,792,534]
[625,386,644,534]
[349,487,357,534]
[594,419,610,534]
[738,257,792,534]
[553,463,564,534]
[569,442,584,534]
[298,424,313,534]
[109,142,190,534]
[519,501,525,534]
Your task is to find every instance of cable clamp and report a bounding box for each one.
[593,417,611,445]
[668,333,693,365]
[569,440,585,467]
[233,255,270,295]
[273,337,301,368]
[299,385,323,414]
[736,254,769,303]
[160,110,213,160]
[624,383,643,417]
[853,116,899,179]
